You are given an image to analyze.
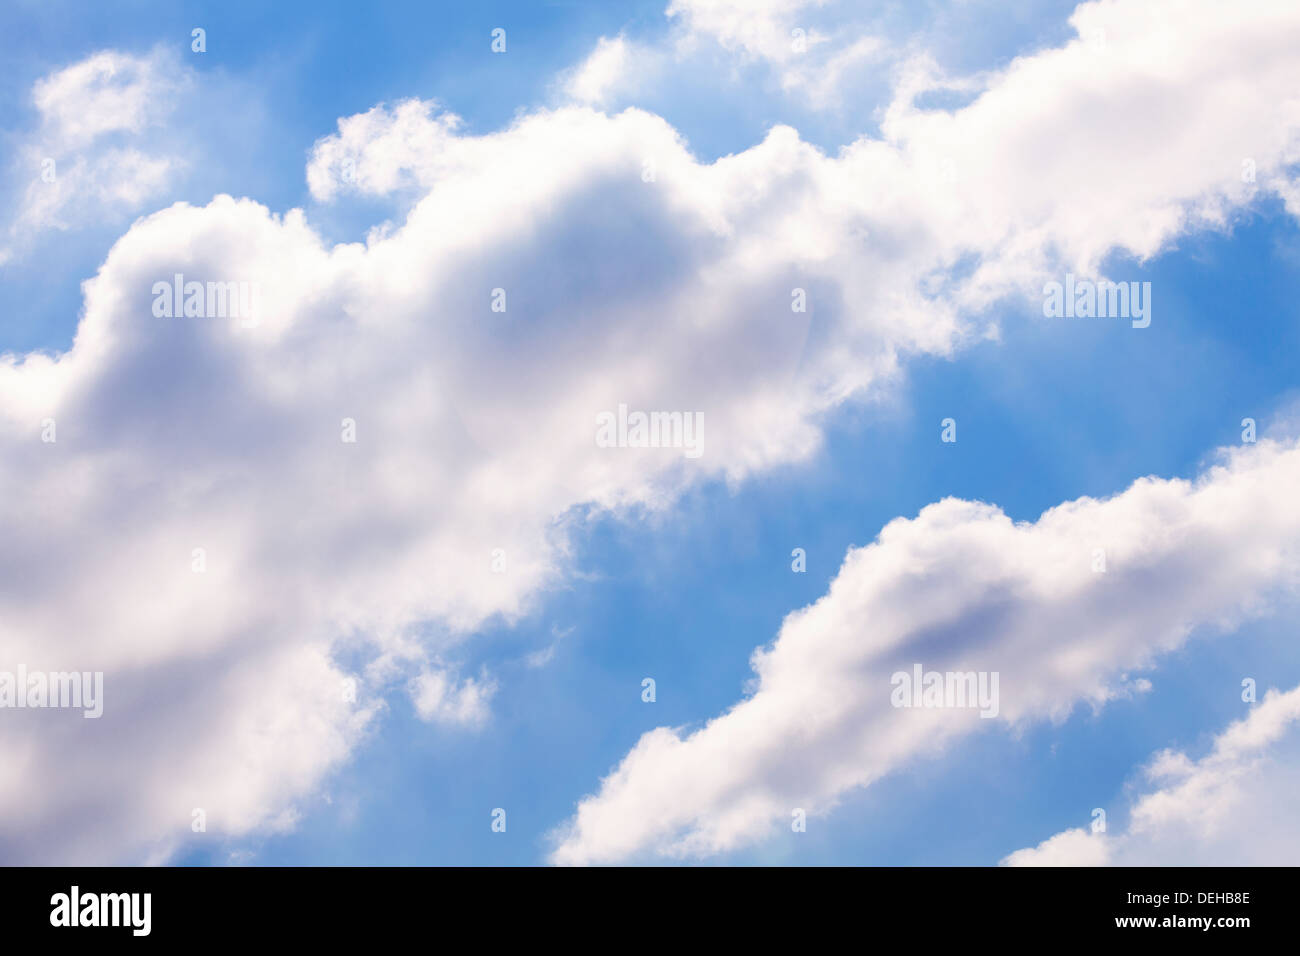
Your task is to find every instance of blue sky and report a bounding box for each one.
[2,0,1300,866]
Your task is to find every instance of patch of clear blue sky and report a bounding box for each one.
[2,1,1295,864]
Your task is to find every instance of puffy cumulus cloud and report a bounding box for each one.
[0,641,374,865]
[561,36,637,108]
[883,0,1300,300]
[1003,684,1300,866]
[549,438,1300,864]
[306,99,464,203]
[4,0,1300,863]
[2,50,189,257]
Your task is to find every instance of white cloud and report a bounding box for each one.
[4,0,1300,863]
[305,98,463,202]
[667,0,828,64]
[2,50,189,260]
[550,438,1300,864]
[15,149,175,233]
[411,670,496,727]
[560,1,877,112]
[563,36,636,107]
[1003,684,1300,866]
[1001,827,1112,867]
[0,640,375,865]
[666,0,884,107]
[32,50,181,149]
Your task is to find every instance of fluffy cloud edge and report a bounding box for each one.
[1002,682,1300,866]
[549,436,1300,865]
